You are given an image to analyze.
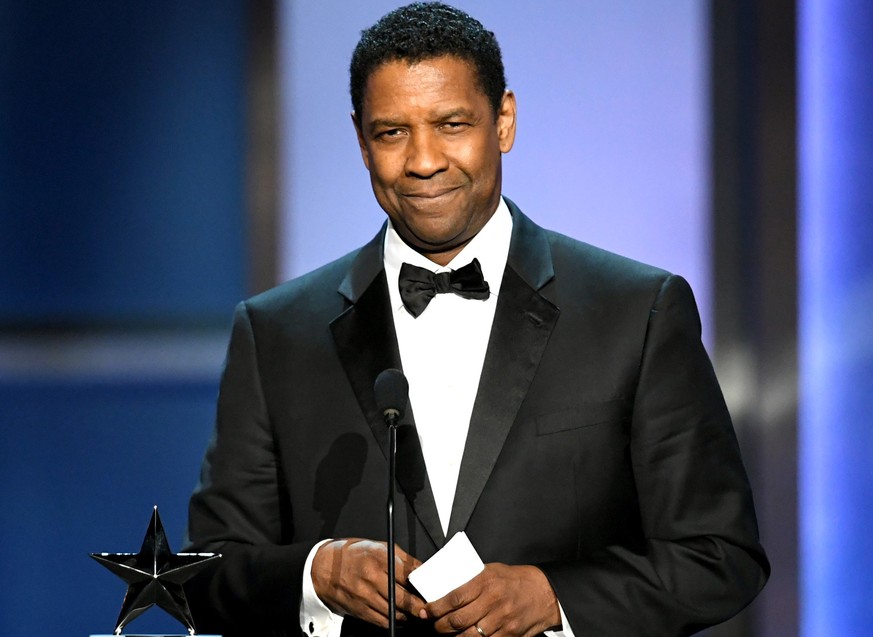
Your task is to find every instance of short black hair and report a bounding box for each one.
[350,2,507,121]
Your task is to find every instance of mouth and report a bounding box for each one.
[400,186,460,200]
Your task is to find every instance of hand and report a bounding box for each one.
[312,538,426,628]
[422,563,561,637]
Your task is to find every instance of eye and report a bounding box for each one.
[440,121,469,132]
[375,128,405,140]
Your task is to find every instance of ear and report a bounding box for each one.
[496,90,517,154]
[352,111,371,170]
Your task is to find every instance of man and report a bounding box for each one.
[184,3,769,636]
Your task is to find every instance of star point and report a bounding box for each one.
[91,506,220,635]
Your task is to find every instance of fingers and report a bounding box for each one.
[426,577,487,634]
[423,564,561,637]
[424,566,489,629]
[394,544,425,583]
[311,539,426,627]
[386,544,427,618]
[462,620,500,637]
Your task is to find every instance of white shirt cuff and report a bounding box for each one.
[544,600,576,637]
[299,539,345,637]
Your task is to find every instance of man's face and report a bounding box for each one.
[354,55,516,265]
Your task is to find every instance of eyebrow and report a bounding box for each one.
[366,108,479,135]
[434,107,476,121]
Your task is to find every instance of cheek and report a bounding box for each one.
[454,142,481,170]
[367,154,402,189]
[367,169,402,214]
[458,141,499,182]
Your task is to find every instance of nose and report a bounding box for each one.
[405,130,448,178]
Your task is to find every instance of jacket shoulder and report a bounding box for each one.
[243,248,362,319]
[544,228,673,291]
[505,199,674,297]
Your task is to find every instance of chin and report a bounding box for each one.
[408,226,466,250]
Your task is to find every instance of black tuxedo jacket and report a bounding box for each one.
[185,201,768,636]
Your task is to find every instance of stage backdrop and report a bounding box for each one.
[0,2,245,636]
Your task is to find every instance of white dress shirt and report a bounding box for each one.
[300,198,573,637]
[384,198,512,532]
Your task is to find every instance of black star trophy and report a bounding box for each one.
[90,506,221,637]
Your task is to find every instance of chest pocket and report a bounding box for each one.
[535,399,629,435]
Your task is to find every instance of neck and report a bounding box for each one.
[418,240,472,266]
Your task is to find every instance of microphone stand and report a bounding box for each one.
[386,412,398,637]
[375,368,407,637]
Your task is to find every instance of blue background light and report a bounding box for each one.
[799,0,873,634]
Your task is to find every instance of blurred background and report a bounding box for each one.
[1,1,870,635]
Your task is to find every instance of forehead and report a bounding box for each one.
[360,55,488,117]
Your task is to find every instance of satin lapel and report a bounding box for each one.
[447,206,560,537]
[330,229,445,548]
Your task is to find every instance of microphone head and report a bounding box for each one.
[374,368,409,421]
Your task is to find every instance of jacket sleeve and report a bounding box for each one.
[183,301,315,636]
[540,274,769,636]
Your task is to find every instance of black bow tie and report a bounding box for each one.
[398,258,490,317]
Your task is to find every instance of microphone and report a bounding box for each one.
[374,368,408,637]
[375,368,408,425]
